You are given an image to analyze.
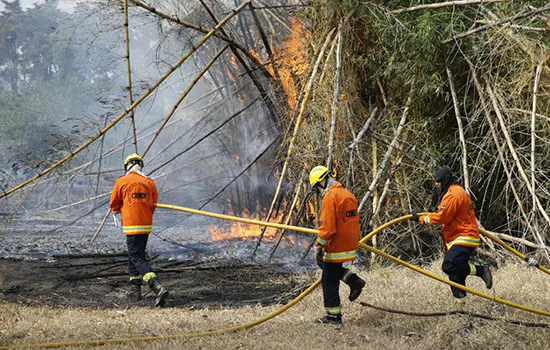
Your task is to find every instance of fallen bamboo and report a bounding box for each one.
[0,2,248,200]
[130,0,273,83]
[142,45,230,157]
[147,98,260,176]
[249,2,286,102]
[469,64,543,250]
[198,0,281,123]
[486,82,550,254]
[251,28,336,258]
[485,229,544,249]
[393,0,535,15]
[197,137,277,211]
[442,4,550,44]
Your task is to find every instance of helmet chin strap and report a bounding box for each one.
[126,163,142,173]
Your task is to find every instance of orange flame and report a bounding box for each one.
[207,199,295,245]
[273,17,309,109]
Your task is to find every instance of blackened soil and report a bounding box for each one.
[0,255,312,309]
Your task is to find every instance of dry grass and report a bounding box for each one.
[1,261,550,349]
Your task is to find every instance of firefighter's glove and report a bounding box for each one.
[410,212,420,222]
[315,245,324,269]
[112,213,121,227]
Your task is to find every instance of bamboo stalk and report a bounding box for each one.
[531,63,543,216]
[197,137,277,211]
[123,0,138,154]
[142,45,229,157]
[446,67,470,193]
[91,209,111,243]
[268,168,306,260]
[199,0,280,123]
[0,2,248,200]
[65,93,229,177]
[318,35,337,85]
[486,82,550,228]
[484,229,544,249]
[347,109,378,186]
[249,2,286,103]
[129,0,273,83]
[393,0,535,15]
[251,28,337,258]
[370,136,378,263]
[327,19,344,170]
[88,4,249,243]
[358,93,412,212]
[469,64,542,250]
[504,108,550,122]
[442,4,550,44]
[348,108,378,151]
[485,81,549,255]
[148,98,260,176]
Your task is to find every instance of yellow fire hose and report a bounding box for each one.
[478,228,550,276]
[3,204,549,349]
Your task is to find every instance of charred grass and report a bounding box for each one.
[1,260,550,349]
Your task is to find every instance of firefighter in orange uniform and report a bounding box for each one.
[310,165,365,326]
[110,153,168,307]
[411,166,492,301]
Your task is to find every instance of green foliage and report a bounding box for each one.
[0,76,98,163]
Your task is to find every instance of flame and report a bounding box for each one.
[224,18,308,110]
[273,17,309,109]
[207,199,295,245]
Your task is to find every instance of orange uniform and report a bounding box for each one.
[419,184,479,250]
[110,171,158,235]
[316,182,360,263]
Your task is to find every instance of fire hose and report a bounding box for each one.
[3,204,549,349]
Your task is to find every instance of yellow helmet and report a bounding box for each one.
[124,153,144,171]
[309,165,330,186]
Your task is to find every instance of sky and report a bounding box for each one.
[0,0,77,12]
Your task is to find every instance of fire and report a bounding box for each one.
[225,17,308,110]
[207,200,294,244]
[273,17,309,109]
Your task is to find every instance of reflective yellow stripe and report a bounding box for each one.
[424,216,431,224]
[341,270,353,283]
[123,225,152,233]
[325,305,341,315]
[469,263,477,276]
[446,236,480,250]
[129,275,141,282]
[142,272,157,283]
[316,237,329,245]
[323,250,357,261]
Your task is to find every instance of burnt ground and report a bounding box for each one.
[0,254,314,309]
[0,212,319,309]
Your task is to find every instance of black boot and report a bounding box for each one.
[316,314,343,326]
[478,266,493,289]
[348,277,365,302]
[126,280,142,301]
[149,278,169,307]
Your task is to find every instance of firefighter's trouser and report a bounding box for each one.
[442,244,485,298]
[321,261,361,315]
[127,234,154,283]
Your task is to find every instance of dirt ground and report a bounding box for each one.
[0,254,312,309]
